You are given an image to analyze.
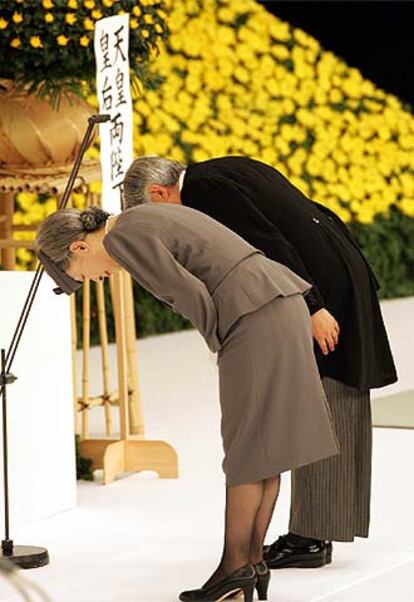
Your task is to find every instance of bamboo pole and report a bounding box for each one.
[110,272,130,440]
[70,294,79,435]
[123,272,145,436]
[96,280,112,436]
[81,278,91,438]
[76,390,119,409]
[0,192,16,269]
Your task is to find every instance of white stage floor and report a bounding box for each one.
[1,330,413,602]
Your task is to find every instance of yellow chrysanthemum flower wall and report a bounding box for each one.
[123,0,413,225]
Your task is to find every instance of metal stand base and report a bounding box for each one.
[1,544,49,569]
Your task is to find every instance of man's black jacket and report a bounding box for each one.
[181,156,397,390]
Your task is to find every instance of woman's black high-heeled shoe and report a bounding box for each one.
[179,563,257,601]
[255,561,271,600]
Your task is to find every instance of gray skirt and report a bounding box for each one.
[217,294,339,487]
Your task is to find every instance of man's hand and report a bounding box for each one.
[311,308,340,355]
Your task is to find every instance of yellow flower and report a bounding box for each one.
[132,6,141,16]
[85,145,100,160]
[234,66,249,84]
[378,127,391,141]
[68,0,78,8]
[10,37,21,48]
[79,35,90,47]
[12,12,23,24]
[71,193,86,209]
[30,36,43,48]
[0,18,8,29]
[84,18,94,30]
[42,0,54,8]
[399,198,414,218]
[65,13,77,25]
[91,9,102,19]
[44,13,54,23]
[144,14,154,24]
[306,156,323,177]
[400,135,414,150]
[88,181,102,194]
[269,21,290,41]
[142,30,150,39]
[356,209,374,225]
[84,0,95,8]
[330,88,343,103]
[57,35,69,46]
[17,249,33,265]
[130,18,138,29]
[217,7,235,22]
[271,45,290,60]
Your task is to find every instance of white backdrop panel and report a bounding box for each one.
[372,296,414,399]
[0,271,76,530]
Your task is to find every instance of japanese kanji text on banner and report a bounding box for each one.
[94,14,134,213]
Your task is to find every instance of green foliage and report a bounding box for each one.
[75,434,93,481]
[0,0,169,104]
[349,208,414,298]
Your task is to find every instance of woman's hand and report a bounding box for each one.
[311,308,340,355]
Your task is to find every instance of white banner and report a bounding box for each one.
[94,14,134,213]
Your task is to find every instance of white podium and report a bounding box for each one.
[0,271,76,531]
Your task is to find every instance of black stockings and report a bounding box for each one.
[203,475,280,589]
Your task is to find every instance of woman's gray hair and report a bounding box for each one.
[35,206,109,270]
[123,156,186,208]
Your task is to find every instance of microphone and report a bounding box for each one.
[88,114,111,124]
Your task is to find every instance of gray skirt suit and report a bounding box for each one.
[103,203,339,486]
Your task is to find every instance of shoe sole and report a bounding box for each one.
[217,589,242,601]
[180,589,243,601]
[267,557,326,569]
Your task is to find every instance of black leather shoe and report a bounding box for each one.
[325,541,333,564]
[179,563,257,601]
[263,535,331,569]
[255,561,271,600]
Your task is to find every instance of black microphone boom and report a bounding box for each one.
[89,114,111,124]
[0,114,109,569]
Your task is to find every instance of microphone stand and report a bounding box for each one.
[0,114,110,569]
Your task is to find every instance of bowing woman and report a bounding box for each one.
[36,204,338,602]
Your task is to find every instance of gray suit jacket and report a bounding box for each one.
[103,204,311,352]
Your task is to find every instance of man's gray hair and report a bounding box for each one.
[123,156,186,208]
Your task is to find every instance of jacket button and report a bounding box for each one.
[313,217,320,224]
